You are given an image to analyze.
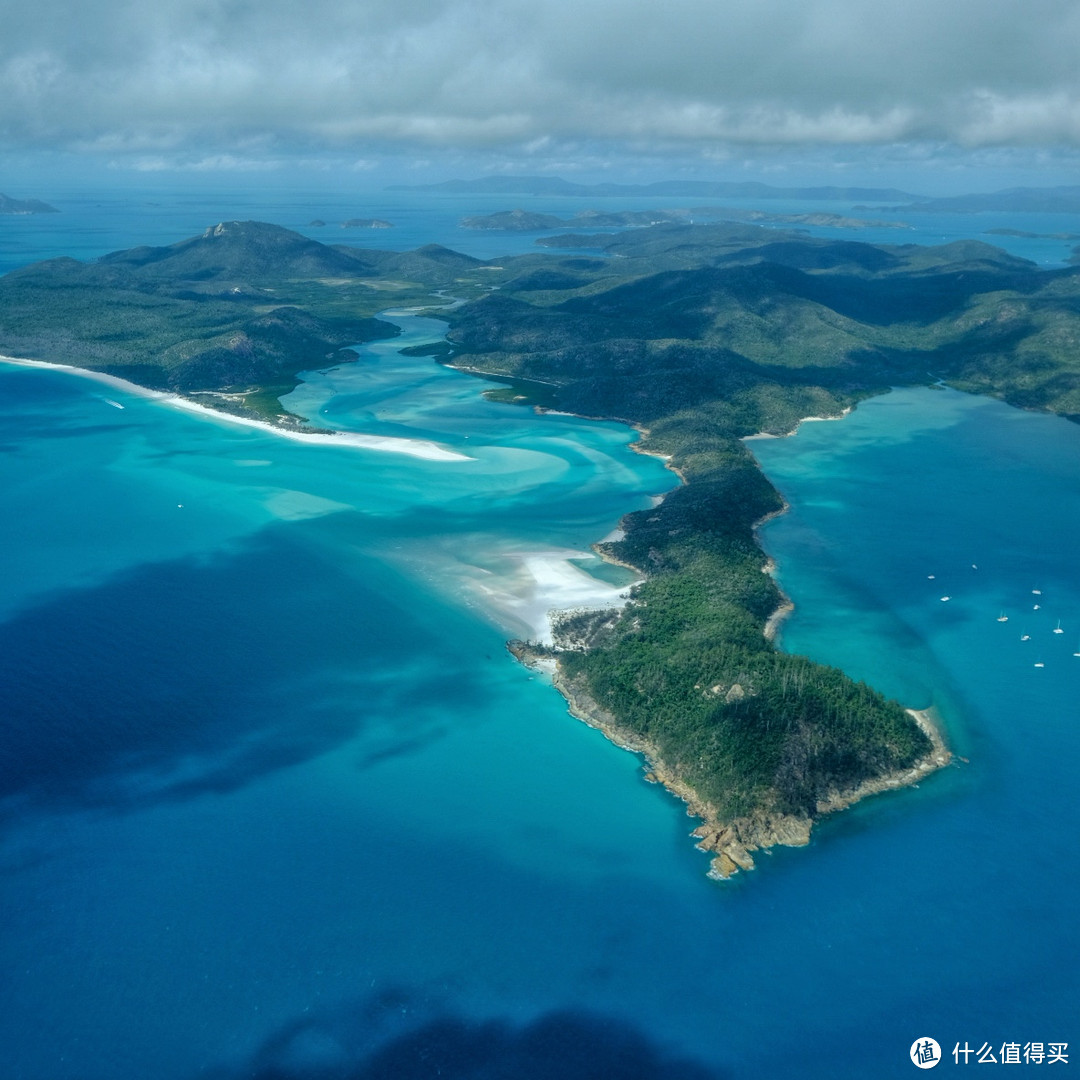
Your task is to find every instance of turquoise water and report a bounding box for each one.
[1,200,1078,1077]
[749,388,1080,1065]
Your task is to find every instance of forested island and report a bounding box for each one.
[0,192,59,214]
[461,207,909,232]
[392,175,922,202]
[3,217,1078,874]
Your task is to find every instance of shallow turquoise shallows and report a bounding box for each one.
[0,197,1077,1079]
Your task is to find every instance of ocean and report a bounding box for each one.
[0,189,1076,1078]
[3,181,1079,275]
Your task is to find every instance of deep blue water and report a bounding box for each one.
[0,195,1077,1078]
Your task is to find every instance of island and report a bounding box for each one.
[0,192,59,214]
[461,209,687,230]
[462,207,910,233]
[4,217,1078,875]
[870,185,1080,214]
[701,208,911,230]
[391,175,923,202]
[0,220,483,422]
[985,227,1080,241]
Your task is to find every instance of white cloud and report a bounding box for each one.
[954,90,1080,145]
[1,0,1077,162]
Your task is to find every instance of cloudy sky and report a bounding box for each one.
[3,0,1079,187]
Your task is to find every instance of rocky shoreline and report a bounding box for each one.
[506,400,953,880]
[510,641,951,879]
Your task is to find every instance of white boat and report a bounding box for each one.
[940,596,951,602]
[1033,588,1043,595]
[1021,631,1031,641]
[997,611,1009,622]
[1034,660,1045,668]
[1053,620,1064,635]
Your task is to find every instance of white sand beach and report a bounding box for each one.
[743,408,852,441]
[0,355,473,462]
[467,547,639,644]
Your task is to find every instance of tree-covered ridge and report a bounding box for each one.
[0,221,490,409]
[449,222,1080,421]
[536,431,933,827]
[443,222,1080,843]
[5,218,1077,862]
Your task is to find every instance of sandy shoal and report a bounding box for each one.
[0,355,473,463]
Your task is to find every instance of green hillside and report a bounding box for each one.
[5,218,1078,863]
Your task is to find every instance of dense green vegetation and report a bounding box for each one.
[0,221,494,414]
[6,216,1079,833]
[443,220,1080,825]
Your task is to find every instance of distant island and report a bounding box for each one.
[985,227,1080,240]
[461,208,687,230]
[391,175,924,202]
[0,192,59,215]
[400,175,1080,216]
[872,185,1080,215]
[707,208,911,230]
[462,207,910,232]
[307,218,394,229]
[5,218,1079,875]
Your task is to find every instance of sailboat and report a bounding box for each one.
[1034,659,1046,668]
[1053,620,1064,634]
[1020,630,1031,641]
[997,611,1009,622]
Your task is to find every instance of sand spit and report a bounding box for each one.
[470,548,640,646]
[0,355,473,462]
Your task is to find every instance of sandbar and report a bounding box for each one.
[472,547,640,644]
[0,355,473,462]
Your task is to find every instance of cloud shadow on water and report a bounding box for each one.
[211,990,728,1080]
[0,520,489,827]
